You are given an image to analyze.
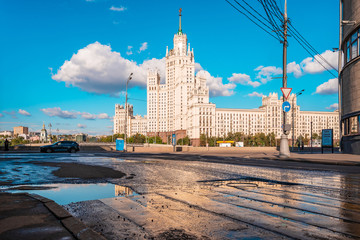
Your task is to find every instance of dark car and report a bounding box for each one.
[40,141,80,153]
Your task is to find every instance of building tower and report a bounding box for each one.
[166,8,195,132]
[339,0,360,154]
[40,123,48,143]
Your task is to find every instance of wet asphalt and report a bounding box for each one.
[1,152,360,239]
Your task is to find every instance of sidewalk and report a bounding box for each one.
[280,152,360,166]
[180,150,360,166]
[0,193,105,240]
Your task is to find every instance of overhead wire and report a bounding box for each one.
[231,0,338,77]
[225,0,281,41]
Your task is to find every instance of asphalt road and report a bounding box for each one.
[1,152,360,239]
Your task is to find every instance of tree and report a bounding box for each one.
[148,136,163,144]
[177,136,190,145]
[200,134,207,146]
[132,133,145,144]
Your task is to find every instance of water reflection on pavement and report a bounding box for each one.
[1,153,360,239]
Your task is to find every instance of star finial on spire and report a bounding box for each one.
[178,8,182,33]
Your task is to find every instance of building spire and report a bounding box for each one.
[178,8,182,34]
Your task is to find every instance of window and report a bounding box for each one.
[345,27,360,63]
[351,32,358,60]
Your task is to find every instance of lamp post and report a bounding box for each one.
[291,89,304,151]
[48,123,52,143]
[124,73,133,152]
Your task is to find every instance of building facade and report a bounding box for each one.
[40,124,48,143]
[113,104,147,137]
[340,0,360,154]
[114,10,340,146]
[13,126,29,136]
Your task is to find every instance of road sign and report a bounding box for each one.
[282,101,291,112]
[281,87,292,100]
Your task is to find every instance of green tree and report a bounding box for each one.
[200,134,207,146]
[177,136,190,145]
[132,133,145,144]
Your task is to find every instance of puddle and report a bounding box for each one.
[4,183,137,205]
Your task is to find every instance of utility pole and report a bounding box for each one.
[279,0,290,158]
[310,119,313,153]
[48,123,52,143]
[124,73,133,152]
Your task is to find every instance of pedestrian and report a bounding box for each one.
[301,141,304,150]
[4,139,9,151]
[297,140,300,151]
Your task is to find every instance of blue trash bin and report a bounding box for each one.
[116,138,124,151]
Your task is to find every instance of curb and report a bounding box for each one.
[29,194,106,240]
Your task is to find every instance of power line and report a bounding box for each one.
[288,24,337,71]
[225,0,281,41]
[226,0,337,77]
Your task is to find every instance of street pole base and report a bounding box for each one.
[279,134,290,158]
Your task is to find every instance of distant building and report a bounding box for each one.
[113,104,147,136]
[340,0,360,154]
[0,131,13,137]
[13,126,28,136]
[75,134,87,143]
[40,124,48,143]
[114,10,340,146]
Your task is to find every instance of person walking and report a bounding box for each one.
[4,139,9,151]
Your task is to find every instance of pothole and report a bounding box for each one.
[3,183,138,205]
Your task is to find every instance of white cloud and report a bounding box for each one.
[3,111,17,119]
[326,103,338,110]
[195,63,203,73]
[196,70,235,97]
[126,46,133,55]
[248,92,265,97]
[77,124,87,128]
[228,73,261,87]
[301,50,338,74]
[138,42,148,53]
[80,112,97,120]
[315,78,338,95]
[139,57,166,81]
[255,65,282,84]
[110,6,126,12]
[0,113,3,118]
[41,107,112,120]
[41,107,78,119]
[287,61,302,78]
[98,113,111,119]
[18,109,31,116]
[52,42,166,96]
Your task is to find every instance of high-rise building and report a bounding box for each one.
[113,104,147,137]
[339,0,360,154]
[114,9,340,146]
[13,126,29,136]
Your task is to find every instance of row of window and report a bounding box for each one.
[345,27,360,63]
[342,115,360,136]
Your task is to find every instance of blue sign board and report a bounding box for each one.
[172,134,176,146]
[282,101,291,112]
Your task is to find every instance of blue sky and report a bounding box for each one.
[0,0,339,135]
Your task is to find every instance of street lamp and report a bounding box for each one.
[48,123,52,143]
[291,89,304,151]
[124,73,133,152]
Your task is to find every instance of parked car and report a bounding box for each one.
[40,141,80,153]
